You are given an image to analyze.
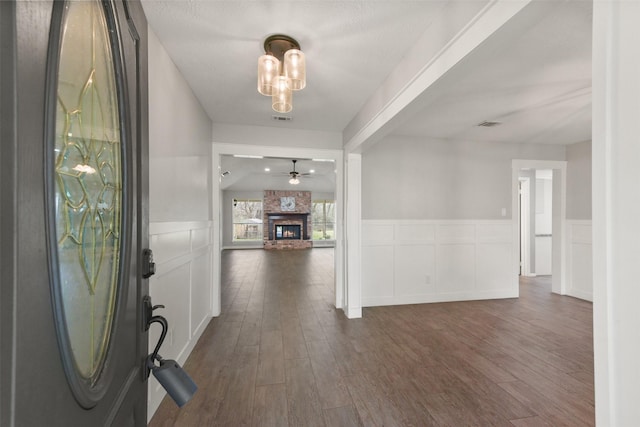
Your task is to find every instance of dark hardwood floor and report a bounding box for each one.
[149,249,594,426]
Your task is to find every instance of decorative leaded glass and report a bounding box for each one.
[53,0,123,384]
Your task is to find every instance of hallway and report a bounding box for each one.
[150,249,594,426]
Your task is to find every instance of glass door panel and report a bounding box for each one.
[52,0,123,390]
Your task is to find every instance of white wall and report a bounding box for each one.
[533,238,552,275]
[313,192,335,201]
[212,123,342,150]
[147,27,214,419]
[566,220,592,301]
[151,156,210,222]
[518,170,536,274]
[593,2,640,423]
[149,27,212,222]
[534,173,552,275]
[565,141,592,301]
[566,141,592,220]
[360,136,565,306]
[362,136,566,220]
[535,174,553,233]
[362,220,515,306]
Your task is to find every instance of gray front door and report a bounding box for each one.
[1,1,150,425]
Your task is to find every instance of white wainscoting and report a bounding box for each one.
[147,221,214,419]
[362,220,517,307]
[566,220,593,301]
[534,235,553,275]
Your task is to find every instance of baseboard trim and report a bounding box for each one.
[567,289,593,302]
[222,244,263,250]
[346,307,362,319]
[363,289,518,308]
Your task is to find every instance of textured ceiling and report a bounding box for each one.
[142,1,592,192]
[141,0,454,131]
[392,0,592,145]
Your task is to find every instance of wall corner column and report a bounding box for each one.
[211,143,222,317]
[593,1,640,424]
[345,153,362,319]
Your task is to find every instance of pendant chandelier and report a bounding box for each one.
[257,34,306,113]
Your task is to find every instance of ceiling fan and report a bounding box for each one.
[286,159,311,185]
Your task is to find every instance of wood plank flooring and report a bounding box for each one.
[149,249,594,426]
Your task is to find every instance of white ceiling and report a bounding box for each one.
[141,0,457,131]
[141,0,592,192]
[393,0,592,145]
[219,156,336,193]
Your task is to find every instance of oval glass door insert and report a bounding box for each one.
[51,0,123,393]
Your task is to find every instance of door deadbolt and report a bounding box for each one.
[142,248,156,279]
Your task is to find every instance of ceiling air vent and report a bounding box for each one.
[272,115,292,121]
[478,121,501,127]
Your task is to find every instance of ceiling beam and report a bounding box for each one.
[343,0,535,154]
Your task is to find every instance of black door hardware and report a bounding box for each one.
[142,249,156,279]
[143,296,197,407]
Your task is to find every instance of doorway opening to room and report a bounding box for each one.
[518,176,531,276]
[519,170,553,278]
[513,160,566,296]
[211,146,344,318]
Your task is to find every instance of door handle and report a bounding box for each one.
[143,296,197,407]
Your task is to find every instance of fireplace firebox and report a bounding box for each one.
[275,224,301,240]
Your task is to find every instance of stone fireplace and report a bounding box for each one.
[263,190,312,250]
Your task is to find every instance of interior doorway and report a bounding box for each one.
[211,144,345,316]
[512,160,567,295]
[519,170,554,277]
[534,170,553,276]
[519,176,532,276]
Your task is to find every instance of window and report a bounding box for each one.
[233,199,263,241]
[312,200,335,240]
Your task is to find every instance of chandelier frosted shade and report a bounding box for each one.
[257,55,280,96]
[289,177,300,185]
[272,75,292,113]
[284,49,306,90]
